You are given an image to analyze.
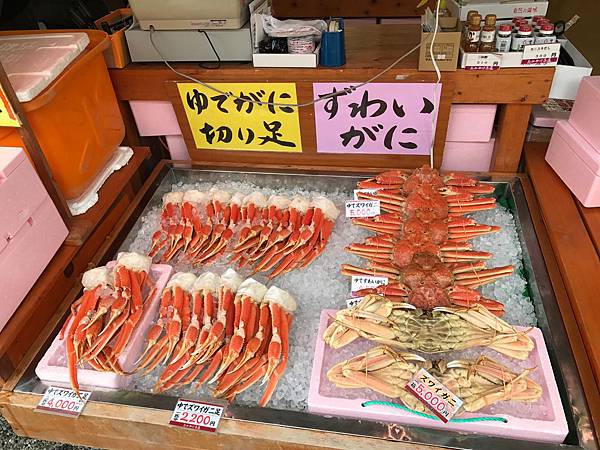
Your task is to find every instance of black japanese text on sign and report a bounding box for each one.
[178,83,302,152]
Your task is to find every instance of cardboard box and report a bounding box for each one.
[447,0,548,21]
[419,15,461,72]
[549,39,593,100]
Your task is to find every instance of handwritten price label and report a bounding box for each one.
[36,387,91,417]
[521,43,560,66]
[351,275,388,293]
[464,52,501,71]
[169,399,225,433]
[345,200,380,218]
[346,296,364,308]
[405,368,463,423]
[353,188,379,201]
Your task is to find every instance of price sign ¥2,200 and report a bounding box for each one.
[169,398,225,433]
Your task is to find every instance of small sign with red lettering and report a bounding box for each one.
[36,387,91,417]
[345,200,380,218]
[405,368,463,423]
[169,399,225,433]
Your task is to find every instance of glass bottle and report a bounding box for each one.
[465,14,482,52]
[462,10,479,47]
[496,24,512,52]
[535,23,557,44]
[479,14,497,52]
[511,24,534,52]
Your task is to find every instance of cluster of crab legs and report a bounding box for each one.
[60,253,155,398]
[149,189,339,279]
[342,166,514,315]
[134,269,296,406]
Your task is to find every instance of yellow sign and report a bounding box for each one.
[178,83,301,152]
[0,83,20,127]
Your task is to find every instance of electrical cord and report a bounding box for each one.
[428,0,442,168]
[199,30,222,70]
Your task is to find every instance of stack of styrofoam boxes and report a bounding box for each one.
[441,105,497,172]
[546,77,600,207]
[129,101,190,160]
[0,147,68,332]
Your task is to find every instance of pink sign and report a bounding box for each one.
[313,83,440,155]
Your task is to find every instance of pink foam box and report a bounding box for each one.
[129,100,182,137]
[546,120,600,207]
[165,134,190,160]
[446,105,497,142]
[441,137,495,172]
[0,147,68,332]
[35,262,173,390]
[569,76,600,149]
[309,310,568,444]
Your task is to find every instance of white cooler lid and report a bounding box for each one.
[0,32,90,102]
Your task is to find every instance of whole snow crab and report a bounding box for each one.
[323,295,534,359]
[327,346,542,413]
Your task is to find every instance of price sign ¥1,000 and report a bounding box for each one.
[36,387,91,417]
[169,399,225,433]
[405,368,463,423]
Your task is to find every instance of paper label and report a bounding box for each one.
[345,200,380,218]
[169,399,225,432]
[36,387,91,417]
[405,368,463,423]
[464,52,501,71]
[351,275,388,292]
[521,43,560,66]
[346,296,364,308]
[353,188,379,200]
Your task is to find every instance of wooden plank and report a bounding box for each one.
[577,201,600,255]
[521,174,600,437]
[0,392,437,450]
[491,104,532,172]
[166,78,453,170]
[271,0,433,18]
[525,143,600,385]
[66,147,150,246]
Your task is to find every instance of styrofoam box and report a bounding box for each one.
[129,100,182,137]
[530,104,570,128]
[549,40,593,100]
[253,45,320,68]
[460,43,560,69]
[447,0,548,21]
[309,310,568,444]
[568,76,600,147]
[446,105,497,142]
[0,147,68,333]
[0,33,89,102]
[546,120,600,207]
[165,135,190,160]
[442,137,495,172]
[36,263,173,390]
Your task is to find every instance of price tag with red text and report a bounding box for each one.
[345,200,380,218]
[405,368,463,423]
[169,399,225,432]
[353,188,379,201]
[36,387,91,417]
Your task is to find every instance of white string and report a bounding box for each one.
[149,26,424,109]
[429,0,442,169]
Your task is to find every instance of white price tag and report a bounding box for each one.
[351,275,388,292]
[345,200,380,218]
[521,43,560,66]
[346,296,364,308]
[464,52,501,71]
[405,368,463,423]
[169,398,225,432]
[353,188,378,201]
[36,387,91,417]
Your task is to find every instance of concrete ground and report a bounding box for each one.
[0,414,92,449]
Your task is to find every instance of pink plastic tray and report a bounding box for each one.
[309,310,568,444]
[35,263,172,389]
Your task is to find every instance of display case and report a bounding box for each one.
[3,161,597,450]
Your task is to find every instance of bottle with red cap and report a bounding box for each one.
[496,24,512,52]
[511,23,534,51]
[535,23,557,44]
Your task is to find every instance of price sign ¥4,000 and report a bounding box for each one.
[36,387,91,417]
[169,398,225,433]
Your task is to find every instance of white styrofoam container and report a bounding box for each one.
[0,33,89,102]
[460,43,560,69]
[549,39,594,100]
[252,45,320,68]
[447,0,548,21]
